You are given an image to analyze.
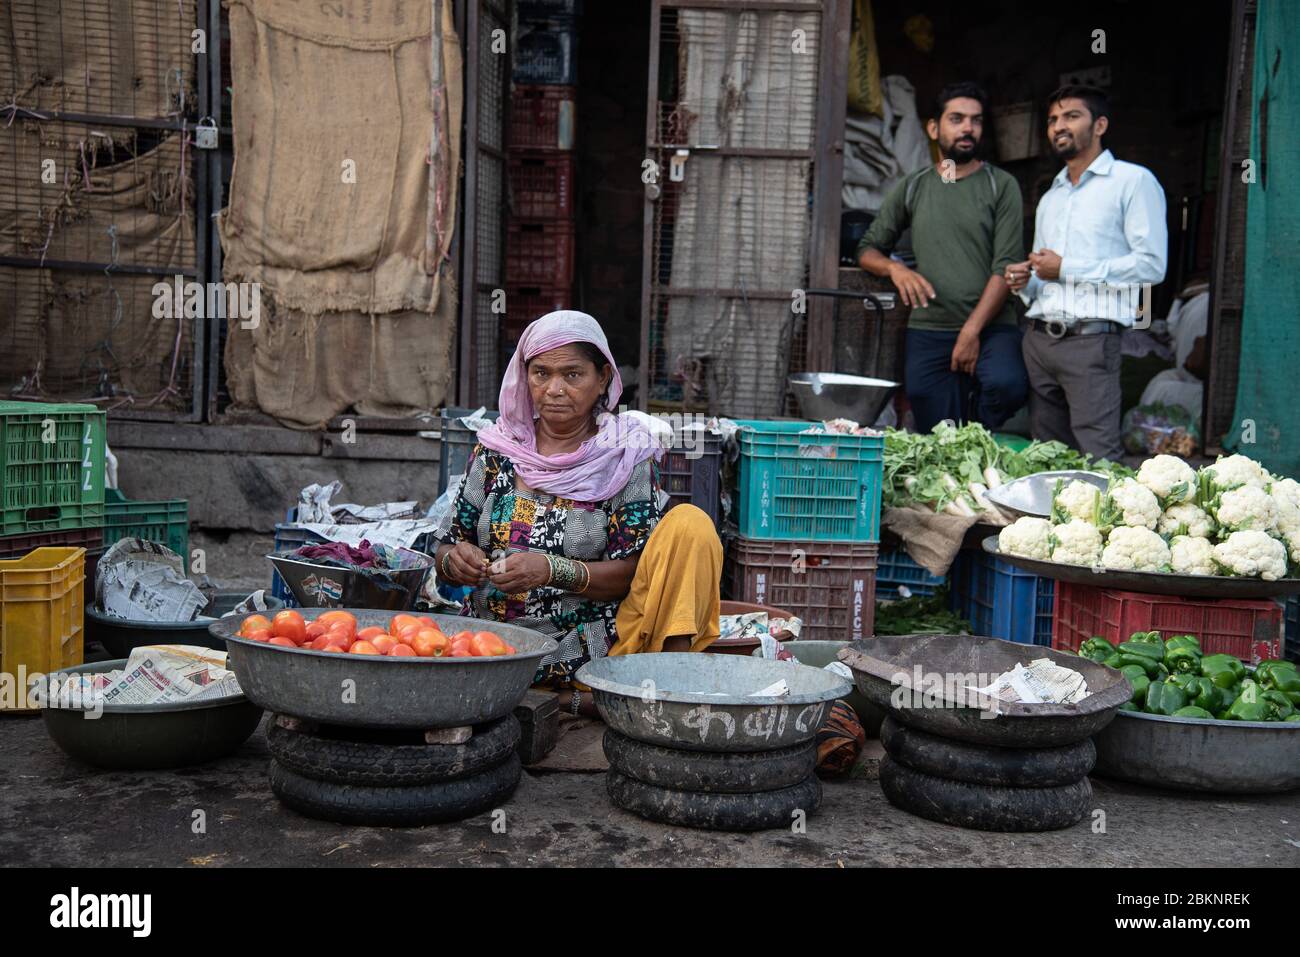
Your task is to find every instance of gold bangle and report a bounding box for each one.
[575,561,591,594]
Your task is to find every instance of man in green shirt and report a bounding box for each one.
[857,81,1028,432]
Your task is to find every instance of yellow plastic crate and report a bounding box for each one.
[0,547,85,712]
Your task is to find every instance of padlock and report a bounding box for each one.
[194,117,218,149]
[669,149,689,183]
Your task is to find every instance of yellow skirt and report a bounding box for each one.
[608,503,723,656]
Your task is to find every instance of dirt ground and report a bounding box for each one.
[2,712,1297,868]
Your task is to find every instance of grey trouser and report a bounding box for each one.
[1021,323,1125,462]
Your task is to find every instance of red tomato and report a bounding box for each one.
[240,614,272,637]
[450,638,473,658]
[305,622,328,640]
[411,629,449,658]
[356,626,386,642]
[389,614,422,637]
[349,641,380,655]
[372,636,398,655]
[272,610,307,644]
[268,636,298,648]
[503,643,516,655]
[245,628,273,643]
[388,643,417,657]
[323,640,350,655]
[316,611,357,638]
[327,624,355,648]
[470,633,507,657]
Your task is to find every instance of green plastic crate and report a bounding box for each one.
[102,489,190,570]
[733,419,883,542]
[0,401,106,535]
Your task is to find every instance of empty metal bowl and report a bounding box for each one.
[788,372,898,426]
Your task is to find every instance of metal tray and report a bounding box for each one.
[982,535,1300,599]
[985,470,1109,519]
[576,653,851,753]
[267,552,431,610]
[40,660,264,770]
[1093,709,1300,794]
[750,641,885,736]
[838,633,1132,748]
[88,590,285,657]
[209,608,557,730]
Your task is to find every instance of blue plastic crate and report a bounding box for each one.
[949,550,1054,646]
[733,420,883,542]
[876,545,946,600]
[1285,597,1300,663]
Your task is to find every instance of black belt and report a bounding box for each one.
[1032,318,1123,339]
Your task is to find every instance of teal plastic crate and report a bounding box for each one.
[0,401,106,535]
[876,545,946,600]
[733,420,883,542]
[102,489,189,570]
[949,550,1054,646]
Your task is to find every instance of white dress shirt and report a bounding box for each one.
[1021,149,1168,326]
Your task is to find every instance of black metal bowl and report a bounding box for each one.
[87,590,285,657]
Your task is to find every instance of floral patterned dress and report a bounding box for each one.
[435,443,664,685]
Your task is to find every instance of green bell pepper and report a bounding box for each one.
[1200,654,1247,689]
[1262,669,1300,706]
[1144,680,1188,716]
[1120,665,1151,705]
[1256,659,1298,680]
[1262,690,1295,721]
[1103,653,1123,669]
[1285,714,1300,723]
[1170,674,1225,714]
[1117,653,1164,679]
[1119,702,1140,712]
[1172,705,1214,719]
[1119,636,1164,661]
[1224,681,1270,721]
[1163,635,1203,674]
[1079,637,1119,663]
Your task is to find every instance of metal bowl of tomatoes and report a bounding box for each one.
[208,608,558,729]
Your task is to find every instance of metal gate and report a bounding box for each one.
[638,0,848,418]
[0,0,217,422]
[458,0,512,408]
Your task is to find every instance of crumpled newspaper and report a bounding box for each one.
[291,480,439,551]
[96,538,207,623]
[50,645,242,708]
[968,658,1090,705]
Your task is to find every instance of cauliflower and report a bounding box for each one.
[1098,478,1161,532]
[998,516,1052,560]
[1213,484,1278,534]
[1051,480,1100,525]
[1270,481,1300,563]
[1213,530,1288,580]
[1101,526,1171,572]
[1157,502,1215,539]
[1049,519,1103,566]
[1137,454,1196,505]
[1169,535,1217,576]
[1203,454,1270,492]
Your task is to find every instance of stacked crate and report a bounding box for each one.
[505,4,579,362]
[722,421,883,641]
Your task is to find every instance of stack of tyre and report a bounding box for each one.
[603,729,822,831]
[267,714,523,827]
[877,715,1095,832]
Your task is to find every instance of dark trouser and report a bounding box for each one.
[904,324,1029,434]
[1021,323,1125,461]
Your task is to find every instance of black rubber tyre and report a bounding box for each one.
[603,730,816,793]
[606,770,822,831]
[266,714,520,786]
[880,716,1095,788]
[879,755,1092,832]
[269,753,522,827]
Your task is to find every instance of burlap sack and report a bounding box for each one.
[1,0,196,121]
[221,274,456,430]
[219,0,462,315]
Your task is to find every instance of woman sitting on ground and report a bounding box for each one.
[434,311,722,716]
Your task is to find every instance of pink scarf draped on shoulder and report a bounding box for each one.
[475,310,662,501]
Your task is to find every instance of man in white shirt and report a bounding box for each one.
[1005,86,1168,461]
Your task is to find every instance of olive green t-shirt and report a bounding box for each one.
[856,164,1025,331]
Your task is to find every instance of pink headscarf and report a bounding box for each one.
[476,311,662,500]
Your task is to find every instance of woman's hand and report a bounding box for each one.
[488,552,552,594]
[444,542,490,586]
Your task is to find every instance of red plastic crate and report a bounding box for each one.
[506,284,570,328]
[1051,581,1282,664]
[509,152,576,220]
[724,536,877,642]
[509,85,575,151]
[507,220,575,286]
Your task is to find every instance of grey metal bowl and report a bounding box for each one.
[576,653,851,753]
[985,469,1109,519]
[40,659,263,770]
[750,640,884,736]
[788,372,898,426]
[209,608,557,730]
[88,590,285,657]
[1092,709,1300,793]
[838,634,1132,748]
[266,552,431,610]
